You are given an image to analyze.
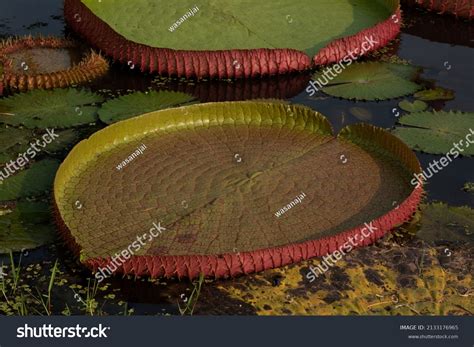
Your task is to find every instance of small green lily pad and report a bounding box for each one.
[0,89,104,129]
[1,128,79,165]
[0,159,60,201]
[417,203,473,244]
[414,87,454,101]
[0,201,56,254]
[0,127,32,163]
[43,129,80,153]
[398,100,428,113]
[98,91,196,124]
[314,62,421,101]
[393,110,474,155]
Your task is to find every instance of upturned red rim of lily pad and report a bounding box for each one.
[64,0,402,79]
[53,101,424,279]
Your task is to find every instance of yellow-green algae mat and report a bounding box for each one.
[203,239,473,315]
[53,101,423,279]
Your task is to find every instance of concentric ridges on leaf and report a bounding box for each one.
[53,101,422,279]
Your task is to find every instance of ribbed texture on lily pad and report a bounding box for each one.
[313,9,401,65]
[53,101,423,279]
[64,0,401,78]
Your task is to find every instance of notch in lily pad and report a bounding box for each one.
[398,100,428,113]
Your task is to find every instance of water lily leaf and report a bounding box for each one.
[98,91,196,124]
[417,203,473,244]
[0,159,60,201]
[0,127,32,163]
[0,201,56,253]
[54,101,421,278]
[0,128,79,165]
[0,89,104,129]
[66,0,400,78]
[393,110,474,155]
[414,87,454,101]
[314,62,421,100]
[43,129,81,153]
[398,100,428,113]
[79,0,396,56]
[0,127,31,151]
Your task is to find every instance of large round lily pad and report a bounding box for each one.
[54,101,423,279]
[64,0,401,78]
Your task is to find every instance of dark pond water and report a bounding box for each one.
[0,1,472,315]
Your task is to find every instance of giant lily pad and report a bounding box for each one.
[54,101,422,279]
[393,110,474,155]
[313,62,421,100]
[64,0,401,78]
[0,201,56,253]
[0,88,104,129]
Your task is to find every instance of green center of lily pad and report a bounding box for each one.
[81,0,395,56]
